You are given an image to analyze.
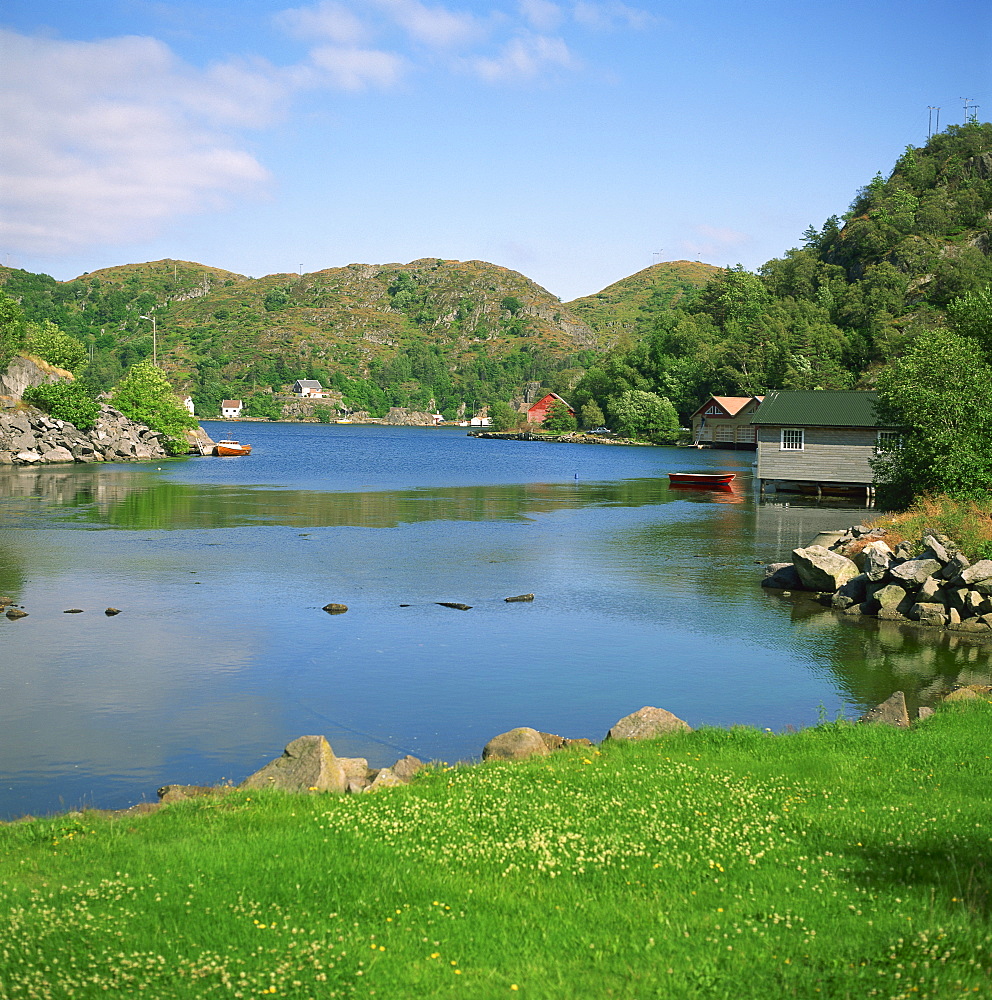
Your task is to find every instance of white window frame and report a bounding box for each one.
[780,428,804,451]
[876,430,902,450]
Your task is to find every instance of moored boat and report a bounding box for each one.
[214,440,251,456]
[668,472,735,487]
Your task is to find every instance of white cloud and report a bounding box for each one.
[275,1,368,44]
[0,29,273,255]
[471,33,577,82]
[371,0,484,48]
[572,1,656,31]
[309,45,408,90]
[519,0,564,32]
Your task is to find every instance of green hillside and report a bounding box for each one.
[565,259,722,345]
[572,121,992,426]
[0,258,601,419]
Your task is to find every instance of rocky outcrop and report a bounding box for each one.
[0,403,170,465]
[0,355,70,398]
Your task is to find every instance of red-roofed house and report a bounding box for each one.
[526,393,575,425]
[221,399,243,418]
[689,395,764,449]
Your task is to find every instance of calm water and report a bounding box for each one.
[1,422,988,820]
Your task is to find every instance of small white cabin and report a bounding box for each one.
[221,399,243,418]
[293,379,324,398]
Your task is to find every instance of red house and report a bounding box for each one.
[527,393,575,424]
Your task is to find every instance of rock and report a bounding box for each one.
[63,608,84,614]
[873,583,907,610]
[41,446,74,464]
[877,608,908,622]
[483,727,552,761]
[157,784,228,804]
[761,563,804,589]
[322,603,348,614]
[861,540,894,582]
[605,706,691,741]
[809,530,849,549]
[944,687,979,702]
[504,594,535,602]
[437,602,472,610]
[909,603,947,627]
[105,607,121,616]
[837,573,868,603]
[390,755,424,781]
[337,757,371,790]
[941,552,971,580]
[921,534,954,563]
[959,560,992,587]
[917,706,935,721]
[791,545,860,591]
[831,593,854,610]
[239,735,347,794]
[917,576,944,602]
[5,608,28,619]
[858,691,910,728]
[365,769,405,791]
[889,558,943,586]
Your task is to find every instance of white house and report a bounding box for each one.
[293,379,325,397]
[181,396,195,416]
[469,416,491,427]
[221,399,243,418]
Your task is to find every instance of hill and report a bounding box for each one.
[565,259,722,344]
[570,121,992,425]
[0,257,603,420]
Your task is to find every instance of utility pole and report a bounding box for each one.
[927,106,940,138]
[961,97,978,123]
[652,249,664,266]
[140,314,157,366]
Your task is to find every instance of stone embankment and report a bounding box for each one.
[0,403,170,465]
[763,525,992,634]
[469,430,648,446]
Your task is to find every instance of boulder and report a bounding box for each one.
[909,603,947,627]
[921,534,954,563]
[761,563,804,589]
[889,558,943,586]
[365,769,405,791]
[5,608,28,620]
[858,691,910,728]
[390,755,424,781]
[605,706,691,741]
[861,540,894,582]
[872,583,907,610]
[944,687,979,702]
[791,545,859,592]
[482,728,551,761]
[239,735,347,794]
[959,560,992,587]
[322,603,348,614]
[337,757,371,792]
[504,594,535,602]
[941,552,971,580]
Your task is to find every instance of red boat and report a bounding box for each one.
[668,472,736,487]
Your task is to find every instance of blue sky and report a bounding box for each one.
[1,0,989,302]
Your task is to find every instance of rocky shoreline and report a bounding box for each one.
[763,524,992,636]
[468,430,651,445]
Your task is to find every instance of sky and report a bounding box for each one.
[1,1,990,303]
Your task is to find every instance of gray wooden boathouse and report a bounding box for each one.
[751,390,899,497]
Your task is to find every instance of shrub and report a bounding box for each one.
[23,380,101,431]
[110,361,197,455]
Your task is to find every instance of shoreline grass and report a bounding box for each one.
[1,703,990,999]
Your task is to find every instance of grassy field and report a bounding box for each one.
[1,703,990,999]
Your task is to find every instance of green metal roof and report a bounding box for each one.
[750,390,887,428]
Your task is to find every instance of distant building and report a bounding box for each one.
[469,415,491,427]
[751,390,897,497]
[181,396,195,416]
[221,399,243,418]
[690,395,764,449]
[526,393,574,425]
[293,379,325,397]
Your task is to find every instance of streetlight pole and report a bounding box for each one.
[140,314,157,365]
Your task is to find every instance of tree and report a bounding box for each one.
[0,292,26,367]
[489,401,519,431]
[872,327,992,507]
[606,390,680,443]
[110,361,198,455]
[542,399,577,432]
[24,320,88,374]
[579,399,606,429]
